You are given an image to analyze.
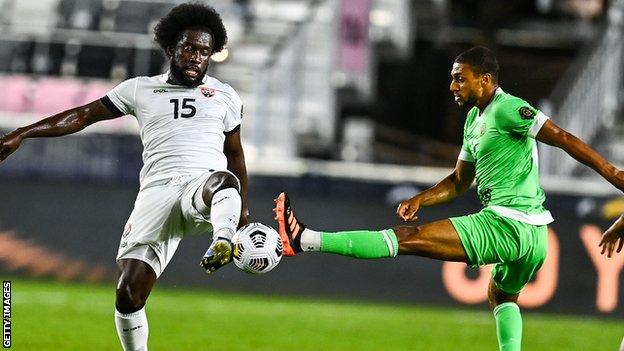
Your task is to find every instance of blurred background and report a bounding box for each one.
[0,0,623,347]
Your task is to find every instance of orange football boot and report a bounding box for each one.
[273,192,304,256]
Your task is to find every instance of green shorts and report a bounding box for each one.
[449,208,548,295]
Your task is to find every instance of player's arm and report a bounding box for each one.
[0,100,121,162]
[536,119,624,192]
[397,159,476,222]
[600,214,624,257]
[224,127,249,228]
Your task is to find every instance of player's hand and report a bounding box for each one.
[0,131,23,162]
[599,218,624,258]
[397,197,421,222]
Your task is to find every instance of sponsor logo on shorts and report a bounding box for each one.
[122,223,132,238]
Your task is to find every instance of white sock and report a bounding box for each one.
[115,307,148,351]
[300,228,321,251]
[210,187,241,241]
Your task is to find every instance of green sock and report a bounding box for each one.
[320,229,398,258]
[494,302,522,351]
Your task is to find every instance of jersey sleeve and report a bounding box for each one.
[104,78,138,115]
[459,139,475,162]
[495,98,549,139]
[223,84,243,134]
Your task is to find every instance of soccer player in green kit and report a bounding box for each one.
[274,47,624,351]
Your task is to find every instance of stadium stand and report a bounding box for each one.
[0,0,621,172]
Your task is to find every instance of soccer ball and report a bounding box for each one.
[232,222,283,274]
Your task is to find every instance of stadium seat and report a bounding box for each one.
[0,40,18,72]
[57,0,103,30]
[9,0,60,33]
[77,45,115,78]
[114,1,169,33]
[0,41,33,74]
[30,77,83,115]
[0,75,32,113]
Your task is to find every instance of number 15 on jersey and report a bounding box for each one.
[170,98,196,119]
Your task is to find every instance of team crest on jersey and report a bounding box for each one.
[519,106,535,120]
[479,122,487,135]
[200,87,215,97]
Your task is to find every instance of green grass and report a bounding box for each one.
[10,279,623,350]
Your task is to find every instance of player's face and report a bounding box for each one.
[449,63,483,107]
[169,29,213,87]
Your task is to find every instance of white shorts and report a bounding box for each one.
[116,171,234,277]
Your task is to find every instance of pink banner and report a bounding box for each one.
[338,0,371,73]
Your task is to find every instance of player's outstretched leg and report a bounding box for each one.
[197,171,242,273]
[273,192,469,262]
[273,192,398,258]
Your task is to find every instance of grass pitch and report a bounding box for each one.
[11,279,623,350]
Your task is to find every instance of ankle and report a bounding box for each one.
[213,228,235,242]
[299,228,320,252]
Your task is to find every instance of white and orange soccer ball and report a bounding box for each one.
[232,222,283,274]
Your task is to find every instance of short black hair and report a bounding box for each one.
[154,2,228,54]
[454,46,499,82]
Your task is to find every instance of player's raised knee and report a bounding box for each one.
[116,281,146,313]
[202,171,240,199]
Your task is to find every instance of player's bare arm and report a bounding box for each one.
[397,159,476,222]
[537,120,624,256]
[224,128,249,227]
[599,214,624,257]
[536,119,624,191]
[0,100,119,162]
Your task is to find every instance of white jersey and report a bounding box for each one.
[105,72,243,188]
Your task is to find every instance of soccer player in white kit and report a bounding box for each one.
[0,3,247,350]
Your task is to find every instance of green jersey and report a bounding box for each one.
[459,88,553,225]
